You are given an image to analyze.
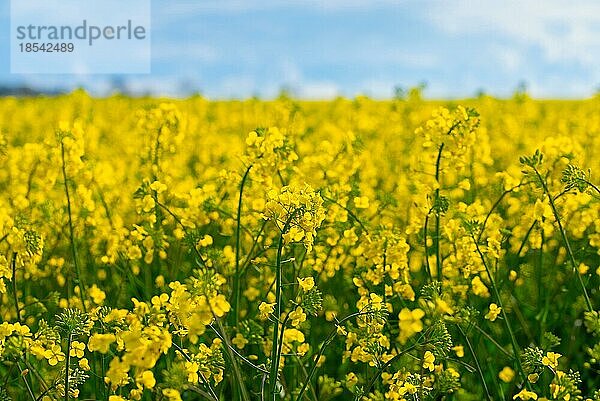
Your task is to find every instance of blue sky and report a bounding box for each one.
[1,0,599,98]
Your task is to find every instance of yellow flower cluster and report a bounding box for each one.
[0,92,598,400]
[264,183,326,251]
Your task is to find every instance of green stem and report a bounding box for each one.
[584,179,600,196]
[363,342,422,395]
[23,359,51,399]
[537,230,544,315]
[269,226,287,400]
[456,325,493,401]
[11,252,21,322]
[533,168,593,312]
[209,325,269,373]
[93,181,114,229]
[477,183,523,242]
[160,201,248,400]
[214,318,251,401]
[322,195,369,235]
[239,220,267,273]
[471,324,513,359]
[471,236,529,388]
[186,385,221,401]
[148,187,162,300]
[154,199,207,267]
[295,311,369,401]
[17,361,36,401]
[516,221,537,257]
[423,208,433,282]
[434,142,444,284]
[172,342,219,401]
[64,333,72,401]
[234,165,252,326]
[268,209,303,400]
[294,355,318,401]
[275,313,292,378]
[60,139,87,312]
[101,354,107,401]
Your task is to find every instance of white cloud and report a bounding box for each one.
[197,61,340,99]
[491,45,522,72]
[317,39,439,69]
[297,81,339,98]
[356,79,396,98]
[157,0,401,15]
[121,76,188,96]
[423,0,600,67]
[152,0,407,27]
[215,75,260,97]
[276,61,340,98]
[281,59,302,83]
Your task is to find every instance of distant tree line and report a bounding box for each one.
[0,85,65,97]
